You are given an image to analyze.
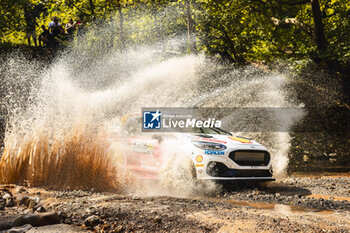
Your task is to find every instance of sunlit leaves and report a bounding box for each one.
[0,0,348,65]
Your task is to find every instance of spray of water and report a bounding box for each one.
[0,27,302,195]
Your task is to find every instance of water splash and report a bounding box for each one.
[0,36,301,194]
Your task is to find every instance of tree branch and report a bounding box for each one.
[207,23,245,63]
[68,1,90,16]
[270,17,315,37]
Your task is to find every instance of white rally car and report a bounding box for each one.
[108,114,274,181]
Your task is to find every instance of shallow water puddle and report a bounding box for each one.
[210,198,335,215]
[273,203,334,215]
[307,194,350,202]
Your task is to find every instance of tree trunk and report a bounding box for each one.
[311,0,327,52]
[89,0,95,17]
[153,12,162,39]
[118,6,126,49]
[110,16,114,48]
[185,0,197,53]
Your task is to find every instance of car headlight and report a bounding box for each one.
[192,141,227,151]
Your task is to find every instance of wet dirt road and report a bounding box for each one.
[1,174,349,232]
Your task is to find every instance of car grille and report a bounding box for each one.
[229,150,270,166]
[206,162,272,178]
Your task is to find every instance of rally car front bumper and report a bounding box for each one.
[193,149,275,181]
[201,161,275,181]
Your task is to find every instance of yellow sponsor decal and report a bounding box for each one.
[196,155,203,163]
[196,164,204,167]
[229,137,252,144]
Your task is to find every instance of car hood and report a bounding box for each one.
[180,133,264,148]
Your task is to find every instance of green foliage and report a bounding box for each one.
[0,0,349,66]
[0,0,26,44]
[321,0,350,65]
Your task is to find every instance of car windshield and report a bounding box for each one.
[192,127,232,136]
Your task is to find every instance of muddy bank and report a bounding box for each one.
[0,175,349,232]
